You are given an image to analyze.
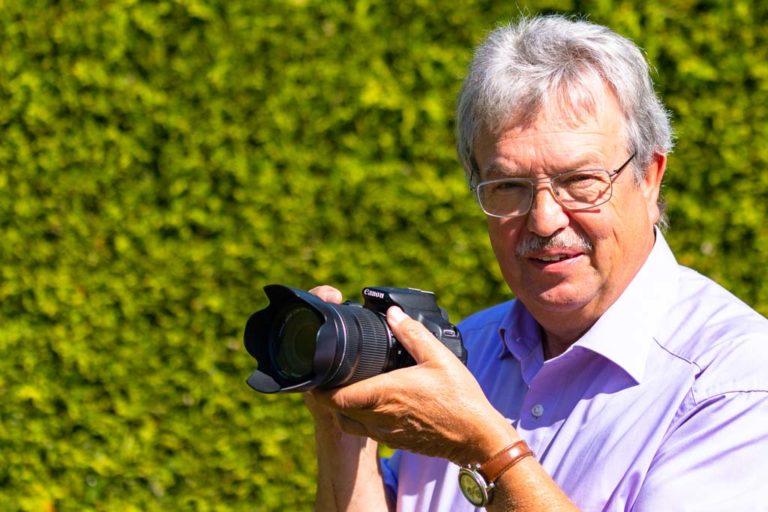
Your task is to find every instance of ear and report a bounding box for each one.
[640,152,667,225]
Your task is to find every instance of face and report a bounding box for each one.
[474,92,666,342]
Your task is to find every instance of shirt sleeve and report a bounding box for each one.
[380,449,402,504]
[632,390,768,511]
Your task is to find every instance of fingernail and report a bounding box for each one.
[387,306,406,324]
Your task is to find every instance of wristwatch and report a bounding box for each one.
[458,440,534,507]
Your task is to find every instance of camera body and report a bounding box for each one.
[356,286,465,369]
[243,285,467,393]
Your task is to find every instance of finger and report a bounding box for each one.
[386,306,453,364]
[313,378,384,412]
[309,285,343,304]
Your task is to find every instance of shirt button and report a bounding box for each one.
[531,404,545,418]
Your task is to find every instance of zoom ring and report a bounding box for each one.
[347,310,391,386]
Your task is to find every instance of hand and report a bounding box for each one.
[312,306,518,465]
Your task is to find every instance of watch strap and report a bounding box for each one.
[478,440,534,484]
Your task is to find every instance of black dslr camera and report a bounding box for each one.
[243,285,467,393]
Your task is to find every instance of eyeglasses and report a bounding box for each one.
[473,152,636,218]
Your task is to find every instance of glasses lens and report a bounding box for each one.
[477,180,532,217]
[270,304,323,381]
[554,170,612,209]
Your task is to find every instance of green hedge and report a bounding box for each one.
[1,0,766,509]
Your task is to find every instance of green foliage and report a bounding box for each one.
[0,0,766,509]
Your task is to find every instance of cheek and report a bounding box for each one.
[487,218,523,266]
[487,217,512,245]
[585,207,640,273]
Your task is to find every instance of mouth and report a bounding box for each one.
[515,231,593,270]
[526,250,585,268]
[536,254,571,262]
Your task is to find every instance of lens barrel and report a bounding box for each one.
[244,285,398,393]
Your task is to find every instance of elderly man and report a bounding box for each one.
[307,15,768,511]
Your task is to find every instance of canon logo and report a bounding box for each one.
[364,289,386,299]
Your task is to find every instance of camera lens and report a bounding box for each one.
[244,285,430,393]
[270,304,322,381]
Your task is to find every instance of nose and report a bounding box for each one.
[526,186,570,237]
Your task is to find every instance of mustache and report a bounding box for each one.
[515,231,593,257]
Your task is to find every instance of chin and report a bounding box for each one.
[518,284,594,314]
[534,296,589,313]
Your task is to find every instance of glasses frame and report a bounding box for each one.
[473,152,637,219]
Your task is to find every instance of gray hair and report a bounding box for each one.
[457,15,673,223]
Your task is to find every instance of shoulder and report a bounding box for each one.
[456,300,515,353]
[658,265,768,400]
[457,300,515,335]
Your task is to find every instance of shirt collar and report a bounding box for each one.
[498,298,545,384]
[498,229,680,384]
[571,230,680,383]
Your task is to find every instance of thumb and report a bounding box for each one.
[387,306,451,364]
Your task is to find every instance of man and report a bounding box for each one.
[306,15,768,511]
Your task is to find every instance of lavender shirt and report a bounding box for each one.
[381,234,768,511]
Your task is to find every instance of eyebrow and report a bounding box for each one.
[480,155,606,180]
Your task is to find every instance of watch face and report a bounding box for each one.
[458,468,487,507]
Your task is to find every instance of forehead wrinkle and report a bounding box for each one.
[480,147,610,180]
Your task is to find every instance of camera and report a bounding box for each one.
[243,284,467,393]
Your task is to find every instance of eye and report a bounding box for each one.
[559,171,605,189]
[487,179,528,194]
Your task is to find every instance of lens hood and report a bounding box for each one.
[244,285,354,393]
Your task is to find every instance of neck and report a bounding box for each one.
[541,321,593,359]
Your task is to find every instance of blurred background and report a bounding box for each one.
[1,0,766,509]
